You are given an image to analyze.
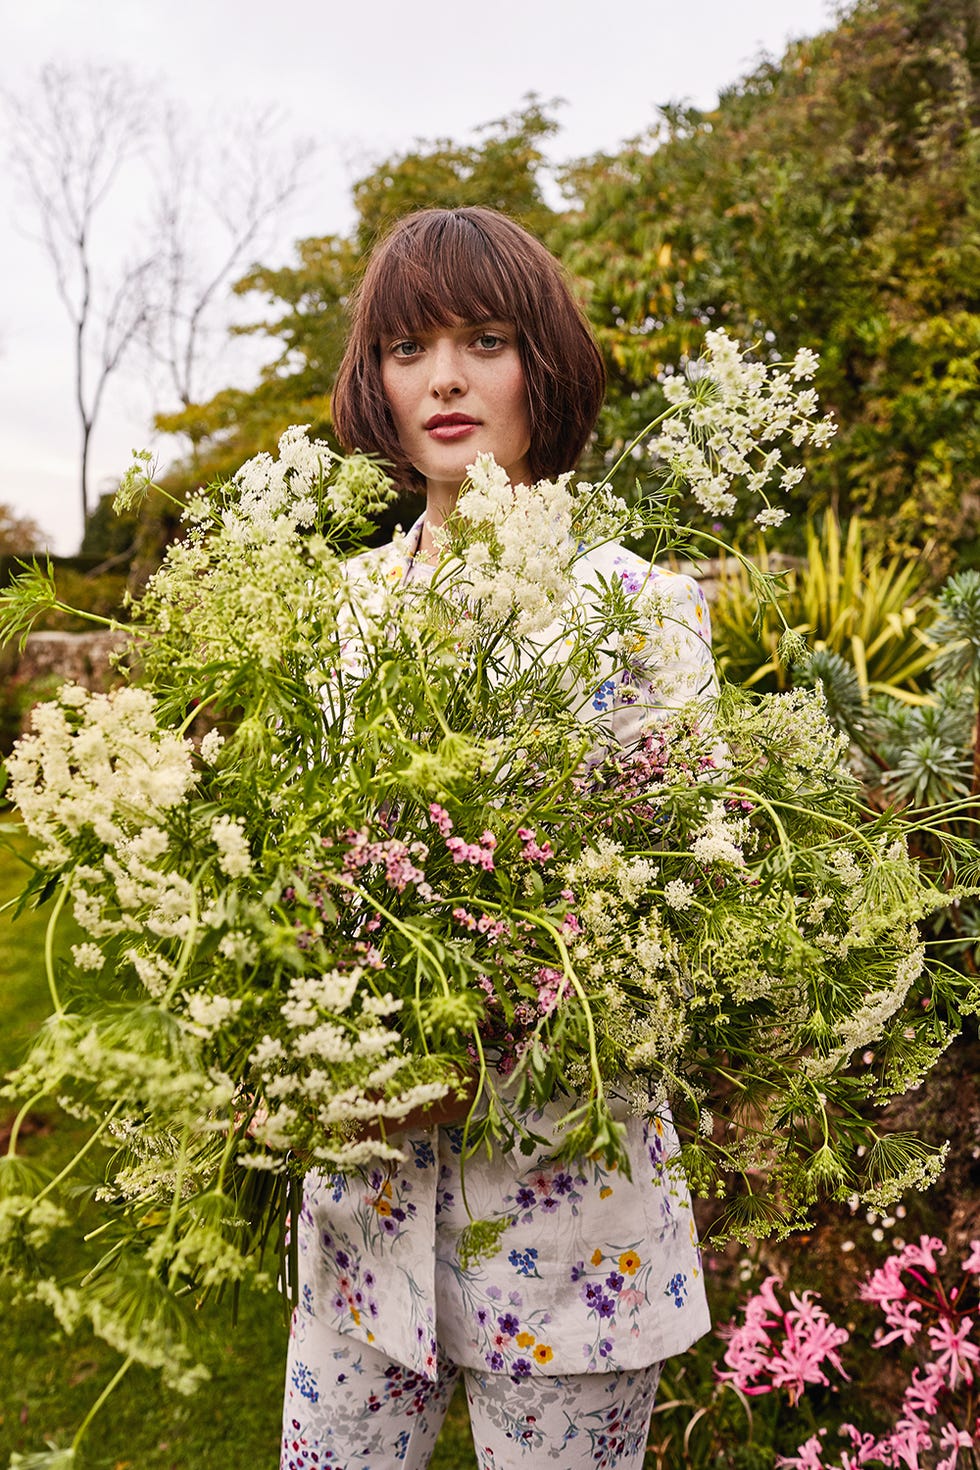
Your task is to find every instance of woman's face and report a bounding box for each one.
[380,318,532,497]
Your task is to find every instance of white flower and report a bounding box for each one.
[199,729,225,764]
[71,942,105,972]
[184,993,243,1036]
[755,507,789,529]
[664,880,696,911]
[210,815,252,878]
[791,347,820,380]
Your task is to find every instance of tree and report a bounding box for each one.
[555,0,980,558]
[0,504,47,555]
[146,105,314,463]
[5,64,155,526]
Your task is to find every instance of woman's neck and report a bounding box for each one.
[419,480,460,561]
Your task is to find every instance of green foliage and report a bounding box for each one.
[556,0,980,554]
[710,512,939,698]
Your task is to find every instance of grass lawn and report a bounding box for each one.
[0,823,477,1469]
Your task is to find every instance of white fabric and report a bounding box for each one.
[282,1309,663,1470]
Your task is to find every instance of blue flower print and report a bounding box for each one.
[508,1247,540,1277]
[592,678,616,712]
[666,1272,688,1307]
[328,1171,347,1203]
[291,1361,319,1403]
[410,1139,435,1169]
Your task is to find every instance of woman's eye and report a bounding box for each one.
[390,340,421,358]
[475,333,505,350]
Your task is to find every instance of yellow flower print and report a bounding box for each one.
[533,1344,554,1365]
[619,1250,642,1275]
[591,1248,604,1266]
[372,1180,393,1216]
[599,1186,613,1199]
[516,1332,536,1349]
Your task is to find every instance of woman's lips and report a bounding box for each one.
[427,422,478,441]
[424,414,480,442]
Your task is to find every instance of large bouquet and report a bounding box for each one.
[1,333,975,1437]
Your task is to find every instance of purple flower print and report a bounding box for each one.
[511,1358,533,1380]
[599,1338,614,1359]
[486,1285,502,1300]
[553,1172,574,1195]
[335,1249,350,1269]
[486,1351,504,1371]
[571,1260,586,1281]
[540,1196,559,1214]
[606,1272,625,1292]
[498,1312,520,1336]
[584,1283,617,1318]
[515,1186,536,1209]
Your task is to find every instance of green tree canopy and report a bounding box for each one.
[557,0,980,556]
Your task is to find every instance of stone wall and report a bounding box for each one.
[13,630,131,690]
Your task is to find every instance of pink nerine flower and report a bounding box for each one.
[962,1241,980,1275]
[718,1275,849,1405]
[928,1317,980,1390]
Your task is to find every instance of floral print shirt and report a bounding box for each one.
[295,531,715,1379]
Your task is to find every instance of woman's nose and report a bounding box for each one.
[428,340,466,398]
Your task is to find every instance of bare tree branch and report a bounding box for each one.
[5,63,157,526]
[146,105,315,447]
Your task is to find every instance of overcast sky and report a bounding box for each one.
[1,0,836,554]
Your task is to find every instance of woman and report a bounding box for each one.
[281,207,714,1470]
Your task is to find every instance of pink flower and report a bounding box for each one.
[937,1423,975,1470]
[899,1236,946,1276]
[428,803,453,836]
[517,826,554,863]
[962,1241,980,1275]
[927,1316,980,1390]
[776,1432,827,1470]
[901,1362,945,1419]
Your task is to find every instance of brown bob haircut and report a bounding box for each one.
[332,207,605,489]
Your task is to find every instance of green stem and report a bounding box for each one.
[591,401,697,495]
[70,1354,136,1453]
[27,1102,122,1213]
[5,1090,46,1157]
[511,905,605,1106]
[43,874,71,1014]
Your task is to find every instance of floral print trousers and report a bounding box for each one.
[281,1308,663,1470]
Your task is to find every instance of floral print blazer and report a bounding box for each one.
[294,527,715,1381]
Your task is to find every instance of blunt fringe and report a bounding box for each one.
[332,207,606,488]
